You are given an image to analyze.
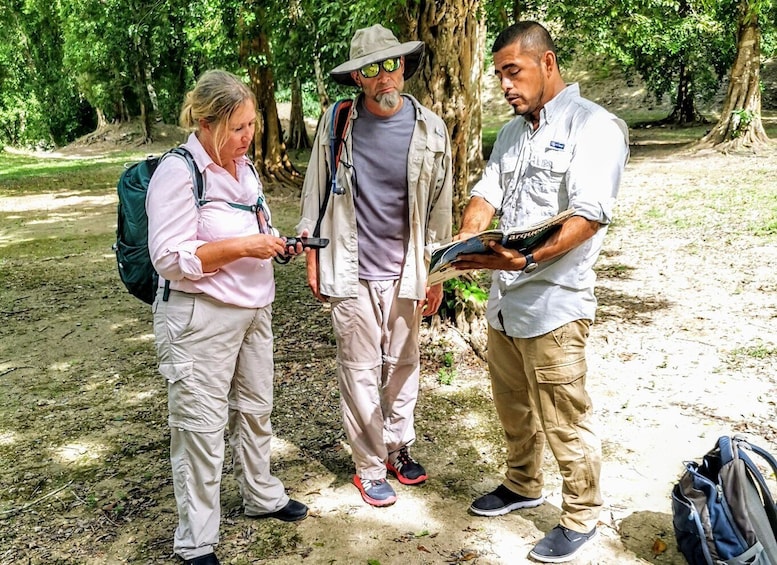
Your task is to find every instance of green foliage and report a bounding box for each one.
[438,366,456,386]
[731,341,777,359]
[436,275,489,328]
[2,0,776,149]
[545,0,739,118]
[731,108,756,137]
[438,351,457,385]
[445,277,489,304]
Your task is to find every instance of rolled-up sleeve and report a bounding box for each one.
[566,116,629,225]
[146,157,212,282]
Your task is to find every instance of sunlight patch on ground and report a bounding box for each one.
[271,437,302,459]
[132,390,158,403]
[0,231,33,247]
[0,193,116,213]
[0,430,18,446]
[2,146,119,161]
[26,212,84,224]
[126,333,155,343]
[49,361,72,372]
[53,441,109,465]
[110,320,141,331]
[458,411,488,430]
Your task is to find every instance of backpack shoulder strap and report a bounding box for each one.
[731,436,777,538]
[164,146,205,202]
[329,98,353,196]
[314,98,352,237]
[157,146,203,302]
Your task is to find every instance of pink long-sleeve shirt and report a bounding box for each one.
[146,133,275,308]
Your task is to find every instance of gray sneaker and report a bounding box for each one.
[353,475,397,507]
[529,525,597,563]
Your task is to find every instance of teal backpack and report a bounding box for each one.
[114,147,202,305]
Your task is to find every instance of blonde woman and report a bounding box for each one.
[147,69,307,565]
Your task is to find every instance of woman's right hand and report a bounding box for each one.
[196,234,287,272]
[246,234,287,260]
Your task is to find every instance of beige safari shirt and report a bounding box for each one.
[297,94,453,300]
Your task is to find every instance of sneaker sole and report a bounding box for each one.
[386,462,428,485]
[528,529,597,563]
[352,475,397,507]
[469,495,545,517]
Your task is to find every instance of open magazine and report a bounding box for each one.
[428,208,575,285]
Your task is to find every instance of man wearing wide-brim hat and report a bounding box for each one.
[329,24,425,87]
[297,24,453,507]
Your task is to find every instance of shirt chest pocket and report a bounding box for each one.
[421,128,447,165]
[528,150,572,178]
[520,150,573,201]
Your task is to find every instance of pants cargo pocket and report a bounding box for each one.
[535,358,590,428]
[160,360,200,428]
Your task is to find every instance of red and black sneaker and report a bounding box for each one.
[386,446,428,485]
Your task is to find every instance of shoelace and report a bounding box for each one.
[394,448,415,470]
[363,477,387,489]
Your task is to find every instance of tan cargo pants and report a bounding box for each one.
[153,290,289,560]
[330,280,422,480]
[487,319,602,533]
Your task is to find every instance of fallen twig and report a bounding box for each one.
[0,480,73,519]
[0,366,34,377]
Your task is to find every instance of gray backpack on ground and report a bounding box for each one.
[672,435,777,564]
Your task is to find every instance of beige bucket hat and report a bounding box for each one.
[330,24,425,87]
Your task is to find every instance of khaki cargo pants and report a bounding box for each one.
[487,319,602,533]
[154,290,289,561]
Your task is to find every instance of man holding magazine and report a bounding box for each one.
[452,21,629,563]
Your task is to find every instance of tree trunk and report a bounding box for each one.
[399,0,484,230]
[134,60,152,144]
[314,57,330,112]
[660,0,706,126]
[398,1,487,351]
[287,75,311,150]
[96,108,108,129]
[697,0,769,151]
[666,61,706,124]
[145,65,160,120]
[239,12,302,191]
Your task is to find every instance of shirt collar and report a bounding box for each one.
[186,131,250,174]
[538,83,580,127]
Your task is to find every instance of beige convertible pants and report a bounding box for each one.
[330,280,422,480]
[153,290,288,560]
[487,319,602,533]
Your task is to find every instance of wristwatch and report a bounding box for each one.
[521,252,538,273]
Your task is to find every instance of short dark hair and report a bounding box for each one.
[491,21,557,57]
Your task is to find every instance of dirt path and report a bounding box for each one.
[0,141,776,564]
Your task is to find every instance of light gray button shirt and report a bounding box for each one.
[470,83,629,338]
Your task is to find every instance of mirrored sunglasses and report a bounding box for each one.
[359,57,402,78]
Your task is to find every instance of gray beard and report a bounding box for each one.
[377,91,401,111]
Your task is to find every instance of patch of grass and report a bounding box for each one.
[482,126,500,156]
[0,153,133,195]
[755,216,777,235]
[233,523,304,562]
[596,263,633,278]
[731,342,777,360]
[437,351,458,385]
